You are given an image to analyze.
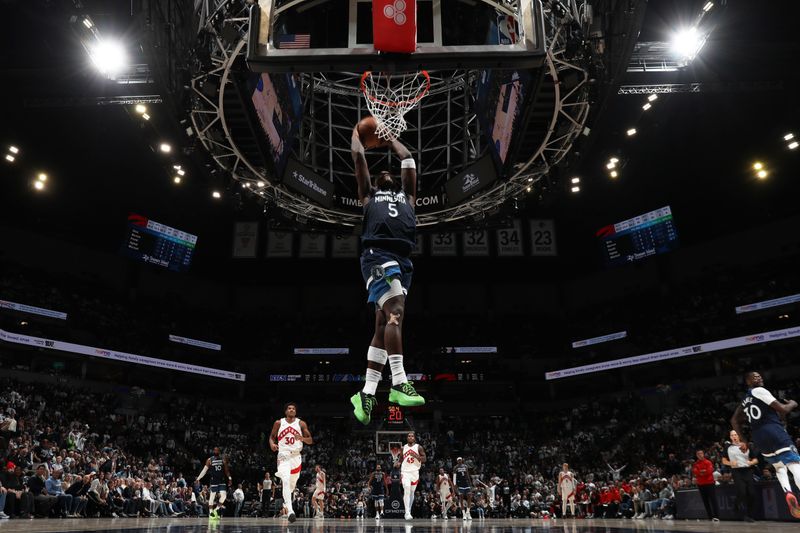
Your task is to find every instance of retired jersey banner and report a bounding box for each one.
[266,231,293,258]
[232,222,259,258]
[496,220,523,256]
[412,234,425,256]
[331,235,359,258]
[462,230,489,256]
[431,232,457,256]
[530,219,557,256]
[299,233,326,258]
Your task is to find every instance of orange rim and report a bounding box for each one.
[360,70,431,108]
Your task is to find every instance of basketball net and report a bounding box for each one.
[389,442,403,464]
[360,70,430,141]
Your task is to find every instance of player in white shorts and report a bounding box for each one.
[558,463,577,517]
[435,467,454,519]
[269,402,313,523]
[401,432,426,520]
[312,464,326,519]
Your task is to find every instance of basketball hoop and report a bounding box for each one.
[360,70,430,141]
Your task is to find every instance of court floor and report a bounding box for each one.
[0,517,796,533]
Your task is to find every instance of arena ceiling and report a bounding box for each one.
[0,0,799,276]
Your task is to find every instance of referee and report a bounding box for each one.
[723,430,758,522]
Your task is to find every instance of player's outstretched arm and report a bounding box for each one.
[352,128,371,203]
[390,139,416,203]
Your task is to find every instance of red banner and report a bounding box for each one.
[373,0,416,53]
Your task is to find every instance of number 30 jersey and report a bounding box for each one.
[742,387,793,454]
[277,417,304,456]
[362,188,416,257]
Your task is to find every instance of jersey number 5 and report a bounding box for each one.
[388,203,398,217]
[744,404,762,422]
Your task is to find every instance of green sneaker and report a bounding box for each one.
[389,381,425,406]
[350,391,377,425]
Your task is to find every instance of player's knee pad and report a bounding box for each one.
[367,346,388,365]
[378,279,404,311]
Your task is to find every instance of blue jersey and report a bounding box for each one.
[742,387,793,455]
[361,188,416,257]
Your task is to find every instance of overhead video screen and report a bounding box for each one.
[597,206,679,267]
[121,214,197,272]
[249,72,303,179]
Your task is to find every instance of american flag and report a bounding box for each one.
[277,34,310,49]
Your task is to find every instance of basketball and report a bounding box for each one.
[357,116,384,149]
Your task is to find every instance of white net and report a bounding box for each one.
[360,70,430,141]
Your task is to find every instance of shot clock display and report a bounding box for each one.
[387,405,404,425]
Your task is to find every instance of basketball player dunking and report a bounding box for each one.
[269,402,314,523]
[312,464,326,519]
[558,463,577,518]
[367,463,390,520]
[194,446,231,519]
[732,371,800,518]
[401,431,426,520]
[349,122,425,425]
[436,467,454,519]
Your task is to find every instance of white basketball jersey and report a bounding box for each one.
[277,417,303,455]
[401,443,421,473]
[559,471,575,491]
[438,474,451,493]
[316,471,325,491]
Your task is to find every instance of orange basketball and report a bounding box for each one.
[357,116,384,149]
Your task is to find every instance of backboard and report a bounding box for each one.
[247,0,546,72]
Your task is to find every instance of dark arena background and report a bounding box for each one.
[1,0,800,532]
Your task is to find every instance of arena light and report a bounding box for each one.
[8,146,19,154]
[571,186,580,193]
[173,176,182,184]
[526,186,532,193]
[672,26,707,62]
[212,190,221,199]
[609,157,619,164]
[789,141,799,150]
[37,173,47,182]
[647,94,658,102]
[4,154,14,162]
[702,2,714,12]
[571,177,580,184]
[33,180,45,191]
[141,113,150,121]
[159,143,171,153]
[752,162,763,170]
[82,17,93,29]
[135,104,147,114]
[784,133,795,141]
[177,169,186,176]
[642,103,652,111]
[257,181,265,188]
[88,39,127,76]
[606,162,616,170]
[757,169,768,179]
[610,170,619,178]
[626,128,637,136]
